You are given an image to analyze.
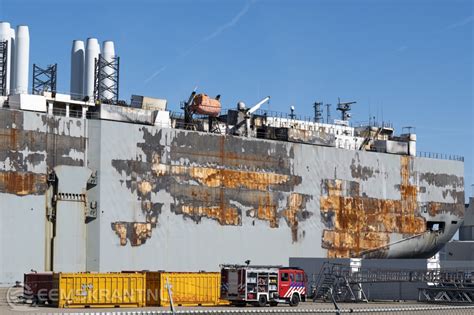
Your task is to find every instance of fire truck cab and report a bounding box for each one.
[221,265,306,307]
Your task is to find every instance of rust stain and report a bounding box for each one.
[254,193,278,227]
[181,205,240,225]
[191,168,290,190]
[151,153,294,191]
[138,180,153,195]
[0,171,47,196]
[10,128,18,149]
[246,192,310,242]
[282,193,307,242]
[112,223,128,246]
[111,133,308,246]
[111,222,153,246]
[320,156,426,258]
[155,164,292,190]
[425,202,464,217]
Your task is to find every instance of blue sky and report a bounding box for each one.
[1,0,473,197]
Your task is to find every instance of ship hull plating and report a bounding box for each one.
[0,109,464,284]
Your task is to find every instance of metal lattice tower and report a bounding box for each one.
[32,64,57,95]
[94,54,120,104]
[0,40,7,96]
[314,101,323,123]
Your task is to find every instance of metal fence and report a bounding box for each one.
[17,305,474,315]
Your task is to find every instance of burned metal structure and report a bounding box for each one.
[0,88,465,284]
[0,24,466,285]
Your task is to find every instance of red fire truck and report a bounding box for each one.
[221,265,307,307]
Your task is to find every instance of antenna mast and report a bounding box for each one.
[337,97,356,121]
[289,105,295,119]
[313,101,323,123]
[326,104,331,124]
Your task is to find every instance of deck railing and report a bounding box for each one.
[417,151,464,162]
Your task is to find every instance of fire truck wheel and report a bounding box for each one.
[289,294,300,307]
[258,295,267,307]
[269,301,278,306]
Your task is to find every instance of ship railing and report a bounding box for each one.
[418,151,464,162]
[353,121,394,129]
[47,107,85,118]
[254,108,315,123]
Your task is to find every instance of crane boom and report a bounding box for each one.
[247,96,270,115]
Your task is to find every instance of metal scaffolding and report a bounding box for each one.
[32,64,57,95]
[94,54,120,104]
[312,262,474,304]
[0,40,7,96]
[419,271,474,303]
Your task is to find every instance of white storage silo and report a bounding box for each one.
[9,27,15,94]
[13,25,29,94]
[83,37,100,100]
[70,40,85,100]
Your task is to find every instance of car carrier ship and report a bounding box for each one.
[0,22,465,285]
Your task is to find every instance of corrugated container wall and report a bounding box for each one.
[23,273,54,303]
[53,272,146,308]
[146,272,221,306]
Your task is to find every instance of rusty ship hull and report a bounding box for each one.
[0,108,465,284]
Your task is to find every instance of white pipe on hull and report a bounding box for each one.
[100,40,115,101]
[83,38,100,100]
[13,25,29,94]
[70,40,85,100]
[0,22,12,95]
[9,27,15,94]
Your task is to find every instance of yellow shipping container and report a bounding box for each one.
[53,272,146,308]
[146,272,221,306]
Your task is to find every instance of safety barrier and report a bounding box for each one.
[23,304,474,315]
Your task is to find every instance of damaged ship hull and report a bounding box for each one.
[0,109,464,283]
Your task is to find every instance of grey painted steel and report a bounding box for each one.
[289,257,350,290]
[0,193,45,285]
[0,108,466,284]
[0,109,87,283]
[460,197,474,240]
[440,260,474,269]
[443,242,474,261]
[442,198,474,261]
[361,259,427,301]
[52,165,91,272]
[290,258,429,301]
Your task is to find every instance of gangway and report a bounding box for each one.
[311,262,474,303]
